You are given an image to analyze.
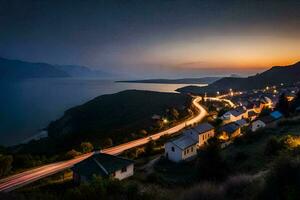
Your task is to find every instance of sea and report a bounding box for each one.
[0,78,205,146]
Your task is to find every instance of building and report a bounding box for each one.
[248,110,258,121]
[72,153,134,183]
[251,116,274,132]
[270,111,283,120]
[219,122,241,140]
[184,122,215,146]
[165,135,197,162]
[251,111,283,132]
[221,106,247,124]
[235,119,248,127]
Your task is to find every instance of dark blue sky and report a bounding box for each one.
[1,0,300,78]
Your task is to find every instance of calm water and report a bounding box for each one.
[0,78,205,146]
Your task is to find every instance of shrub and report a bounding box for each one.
[80,142,94,153]
[0,155,13,177]
[180,182,223,200]
[196,139,229,181]
[65,149,81,160]
[264,137,284,156]
[259,155,300,200]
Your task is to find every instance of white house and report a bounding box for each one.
[72,153,134,183]
[251,119,267,132]
[184,122,215,146]
[165,135,197,162]
[221,106,247,124]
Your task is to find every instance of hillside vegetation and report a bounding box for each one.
[19,90,192,155]
[177,61,300,94]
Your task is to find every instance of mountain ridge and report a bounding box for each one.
[0,57,110,79]
[177,61,300,94]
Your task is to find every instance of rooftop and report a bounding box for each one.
[169,135,197,150]
[258,115,276,124]
[193,122,214,134]
[270,111,283,119]
[220,122,240,134]
[228,106,246,117]
[235,119,248,127]
[72,153,133,177]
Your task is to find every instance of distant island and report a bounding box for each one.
[0,57,111,80]
[116,77,221,84]
[177,61,300,94]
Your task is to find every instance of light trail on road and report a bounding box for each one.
[0,96,207,192]
[204,96,236,107]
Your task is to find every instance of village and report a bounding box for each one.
[71,83,300,184]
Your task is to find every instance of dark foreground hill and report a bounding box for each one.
[19,90,192,154]
[177,61,300,94]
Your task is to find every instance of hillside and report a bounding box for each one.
[21,90,192,154]
[116,77,221,84]
[0,57,69,79]
[177,61,300,94]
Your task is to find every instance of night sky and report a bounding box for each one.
[1,0,300,77]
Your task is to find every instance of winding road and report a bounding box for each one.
[204,96,235,107]
[0,96,207,192]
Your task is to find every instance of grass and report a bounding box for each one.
[152,157,198,185]
[222,117,300,173]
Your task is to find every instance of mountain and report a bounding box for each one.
[116,77,221,84]
[0,57,69,79]
[0,57,111,80]
[177,61,300,94]
[56,65,111,78]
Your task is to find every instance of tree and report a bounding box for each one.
[102,138,113,148]
[0,155,13,177]
[196,138,229,181]
[80,142,94,153]
[139,129,148,135]
[290,90,300,112]
[144,139,156,156]
[259,107,272,117]
[264,137,284,156]
[65,149,81,160]
[170,108,180,119]
[276,93,290,116]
